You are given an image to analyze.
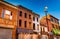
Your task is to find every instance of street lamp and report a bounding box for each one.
[44,6,49,39]
[44,6,48,26]
[40,6,48,39]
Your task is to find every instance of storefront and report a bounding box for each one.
[48,32,54,39]
[53,36,60,39]
[18,33,32,39]
[17,28,39,39]
[32,34,39,39]
[54,36,57,39]
[0,28,12,39]
[17,28,33,39]
[41,35,48,39]
[52,28,60,39]
[52,28,60,35]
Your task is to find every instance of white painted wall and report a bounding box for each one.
[32,16,40,32]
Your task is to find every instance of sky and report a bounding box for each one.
[4,0,60,20]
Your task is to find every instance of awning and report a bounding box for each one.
[52,28,60,35]
[17,28,34,34]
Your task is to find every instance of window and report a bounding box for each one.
[24,13,27,18]
[11,12,12,16]
[10,12,12,20]
[50,18,53,22]
[52,24,55,28]
[37,24,39,30]
[2,9,4,18]
[33,17,35,21]
[54,19,56,23]
[24,21,27,28]
[44,27,48,32]
[19,20,22,26]
[33,23,35,30]
[29,22,31,26]
[37,18,38,22]
[57,21,59,24]
[56,20,59,24]
[19,11,22,16]
[29,22,31,28]
[2,9,12,20]
[29,15,31,19]
[41,26,44,31]
[37,26,39,30]
[53,18,55,22]
[50,18,58,24]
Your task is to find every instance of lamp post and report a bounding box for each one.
[44,6,48,27]
[40,6,48,39]
[44,6,49,39]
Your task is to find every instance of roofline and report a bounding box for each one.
[17,5,40,17]
[0,0,40,17]
[48,14,59,20]
[32,12,40,17]
[0,0,18,9]
[17,5,32,12]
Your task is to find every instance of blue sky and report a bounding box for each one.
[4,0,60,20]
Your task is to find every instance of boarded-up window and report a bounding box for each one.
[2,9,12,20]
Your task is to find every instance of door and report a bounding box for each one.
[0,28,12,39]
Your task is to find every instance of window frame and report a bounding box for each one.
[29,14,31,19]
[24,21,27,28]
[19,11,22,16]
[24,13,27,18]
[33,23,35,30]
[33,17,35,21]
[19,20,22,26]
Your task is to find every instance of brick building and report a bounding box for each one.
[32,12,40,33]
[0,0,40,39]
[40,14,60,39]
[17,5,40,39]
[0,0,18,39]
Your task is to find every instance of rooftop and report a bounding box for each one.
[48,14,59,20]
[0,0,40,17]
[17,5,40,17]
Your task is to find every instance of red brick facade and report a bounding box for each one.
[0,0,40,39]
[0,0,18,39]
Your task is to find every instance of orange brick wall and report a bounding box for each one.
[0,2,18,39]
[18,6,33,30]
[40,14,59,32]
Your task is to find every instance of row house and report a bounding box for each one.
[40,14,60,39]
[17,5,40,39]
[0,0,40,39]
[32,12,40,33]
[32,12,40,39]
[40,16,49,39]
[0,0,18,39]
